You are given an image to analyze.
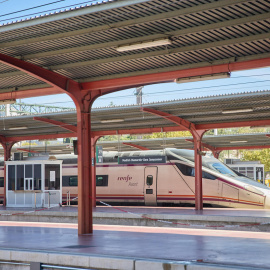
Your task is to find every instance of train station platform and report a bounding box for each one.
[1,205,270,232]
[0,221,270,270]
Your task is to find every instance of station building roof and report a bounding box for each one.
[0,0,269,96]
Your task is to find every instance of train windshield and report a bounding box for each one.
[208,163,237,177]
[168,149,270,190]
[169,149,237,177]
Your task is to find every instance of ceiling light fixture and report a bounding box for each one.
[8,126,28,130]
[101,119,124,123]
[0,99,16,105]
[175,72,230,84]
[222,108,253,114]
[116,38,172,52]
[230,141,248,144]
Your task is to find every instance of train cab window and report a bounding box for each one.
[69,176,78,186]
[96,175,108,186]
[0,177,4,187]
[146,175,153,186]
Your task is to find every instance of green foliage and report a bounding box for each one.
[21,142,38,146]
[240,149,270,171]
[143,131,191,139]
[99,135,138,141]
[218,127,270,135]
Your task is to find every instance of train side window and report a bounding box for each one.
[0,177,4,187]
[176,163,195,177]
[96,175,108,186]
[69,176,78,186]
[202,171,216,180]
[146,175,153,186]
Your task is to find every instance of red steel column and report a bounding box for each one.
[191,130,206,210]
[70,91,101,235]
[0,140,17,206]
[213,150,222,159]
[76,100,92,234]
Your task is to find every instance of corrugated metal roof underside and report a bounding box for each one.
[4,133,270,155]
[0,0,269,91]
[0,90,270,138]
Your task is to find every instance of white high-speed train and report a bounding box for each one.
[1,148,269,208]
[61,148,270,208]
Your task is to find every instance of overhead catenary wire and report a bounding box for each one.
[0,0,176,24]
[0,0,66,18]
[37,76,270,106]
[0,0,100,18]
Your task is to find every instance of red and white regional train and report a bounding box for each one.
[1,148,270,208]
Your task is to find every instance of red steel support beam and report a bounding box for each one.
[122,143,150,151]
[141,108,195,131]
[82,57,270,91]
[186,139,222,159]
[0,53,73,94]
[33,117,77,133]
[212,150,222,159]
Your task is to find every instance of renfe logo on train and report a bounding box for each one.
[118,156,167,164]
[117,175,132,182]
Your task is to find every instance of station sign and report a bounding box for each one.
[118,156,167,164]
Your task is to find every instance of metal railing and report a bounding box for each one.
[0,261,96,270]
[66,191,71,206]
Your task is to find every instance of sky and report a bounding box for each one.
[0,0,270,109]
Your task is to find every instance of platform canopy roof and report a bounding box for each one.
[2,132,270,157]
[0,0,269,98]
[1,90,270,146]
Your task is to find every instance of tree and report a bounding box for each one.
[240,149,270,171]
[143,131,191,139]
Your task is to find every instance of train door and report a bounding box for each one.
[144,166,157,206]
